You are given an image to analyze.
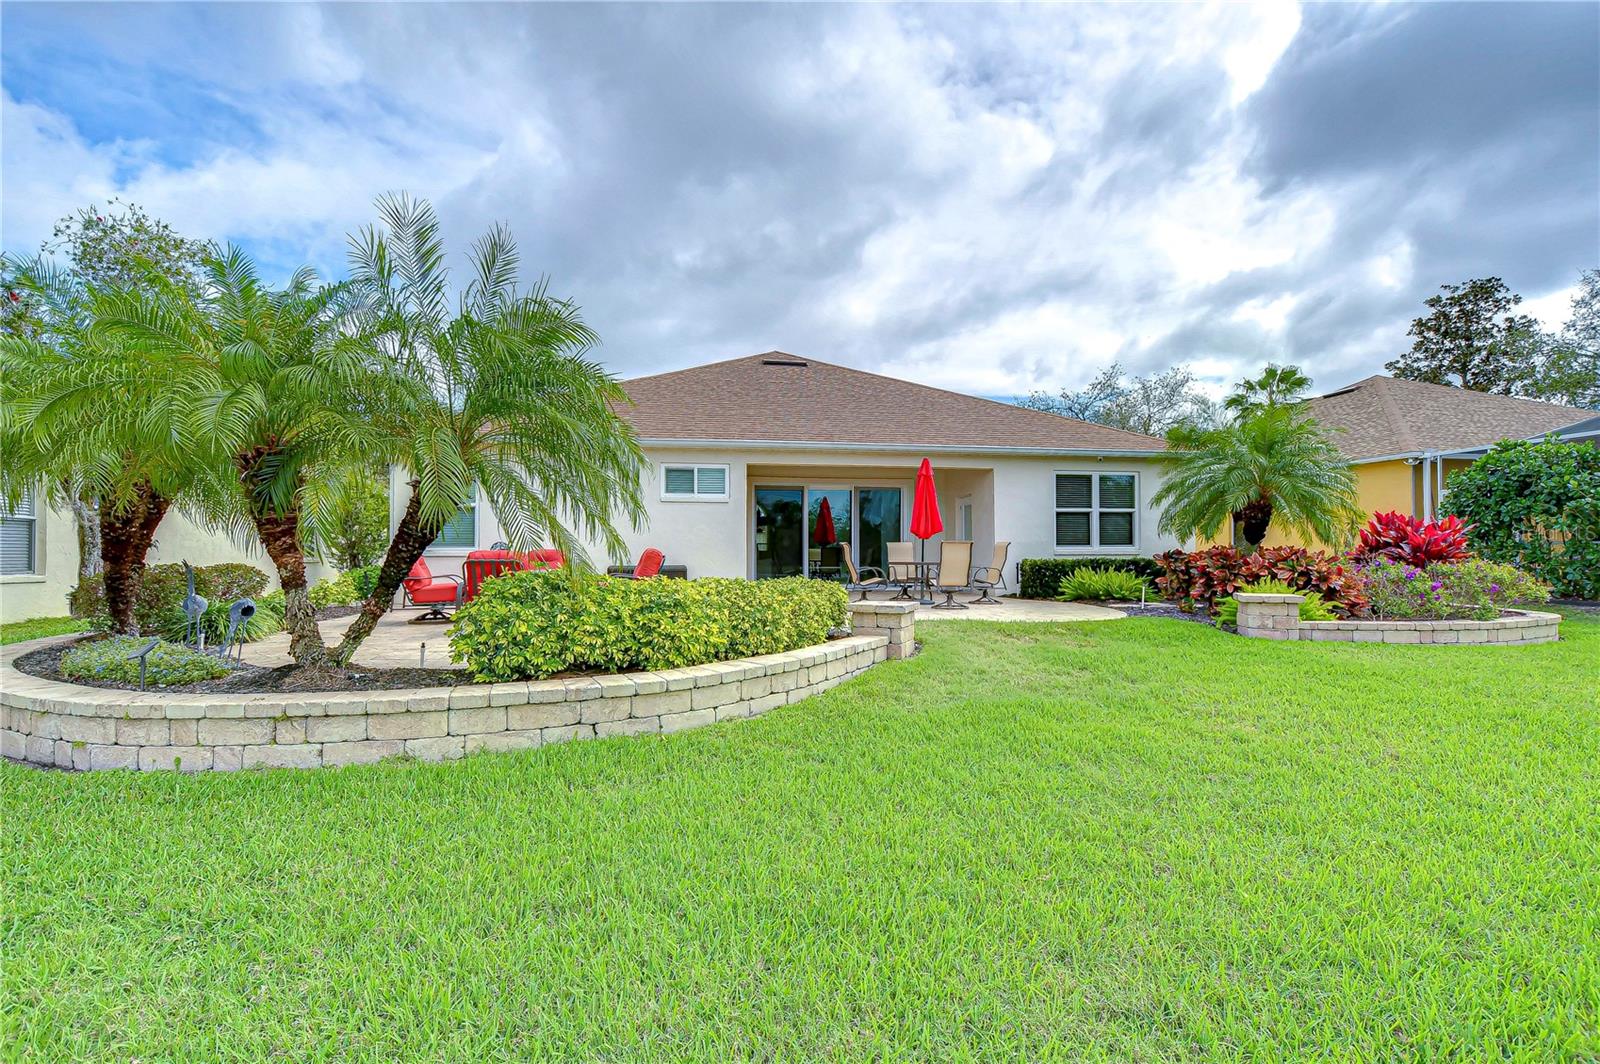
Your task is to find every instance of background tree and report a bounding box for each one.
[333,194,645,663]
[1524,269,1600,409]
[1019,362,1218,436]
[1387,277,1540,393]
[1222,363,1311,418]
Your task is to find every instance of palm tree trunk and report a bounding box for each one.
[252,506,331,668]
[65,484,103,580]
[1238,498,1274,550]
[334,483,439,664]
[99,484,169,634]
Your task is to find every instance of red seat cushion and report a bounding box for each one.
[403,559,434,594]
[634,548,665,579]
[409,582,459,605]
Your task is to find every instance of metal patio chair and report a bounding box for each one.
[969,541,1011,605]
[931,540,974,610]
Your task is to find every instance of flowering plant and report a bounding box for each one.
[1359,557,1550,621]
[1351,511,1473,567]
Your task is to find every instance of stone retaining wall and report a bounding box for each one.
[0,600,911,772]
[1234,593,1561,645]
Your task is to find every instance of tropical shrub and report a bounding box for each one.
[1057,567,1150,602]
[61,635,230,686]
[1216,579,1338,628]
[450,571,849,682]
[1154,545,1368,617]
[348,564,383,600]
[1361,557,1552,621]
[74,563,274,639]
[153,595,284,646]
[1350,511,1472,567]
[309,572,362,609]
[1443,438,1600,598]
[1017,557,1163,599]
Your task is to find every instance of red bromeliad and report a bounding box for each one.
[1351,511,1472,567]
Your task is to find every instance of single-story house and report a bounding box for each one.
[397,352,1182,585]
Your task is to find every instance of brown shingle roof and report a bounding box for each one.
[619,352,1167,453]
[1308,374,1588,461]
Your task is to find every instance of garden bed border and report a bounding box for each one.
[1234,593,1561,645]
[1,602,915,772]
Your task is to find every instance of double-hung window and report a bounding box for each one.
[1054,472,1137,550]
[661,464,729,501]
[1,490,37,575]
[430,486,477,550]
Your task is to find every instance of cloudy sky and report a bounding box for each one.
[3,2,1596,398]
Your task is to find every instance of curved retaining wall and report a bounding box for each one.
[1,623,901,772]
[1234,593,1561,645]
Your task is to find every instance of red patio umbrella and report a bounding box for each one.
[812,495,838,546]
[910,458,943,604]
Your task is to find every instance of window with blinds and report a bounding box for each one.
[1054,472,1137,550]
[1,490,37,575]
[661,464,729,500]
[430,487,477,550]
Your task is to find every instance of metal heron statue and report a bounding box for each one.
[220,598,257,663]
[180,560,209,648]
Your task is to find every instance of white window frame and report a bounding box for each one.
[660,463,730,502]
[0,489,38,577]
[1053,470,1139,553]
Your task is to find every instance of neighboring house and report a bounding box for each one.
[1308,374,1591,522]
[0,497,327,625]
[399,352,1181,584]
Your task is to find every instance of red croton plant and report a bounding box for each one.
[1154,545,1369,617]
[1350,511,1473,567]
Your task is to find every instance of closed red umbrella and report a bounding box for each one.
[910,459,942,603]
[812,495,838,546]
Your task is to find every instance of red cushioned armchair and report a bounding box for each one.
[462,549,567,601]
[616,547,665,579]
[401,559,462,622]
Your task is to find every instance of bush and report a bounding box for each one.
[348,564,382,599]
[1216,579,1338,628]
[1154,545,1368,617]
[1443,437,1600,598]
[1057,567,1150,602]
[1018,557,1163,599]
[1350,511,1472,567]
[309,572,362,609]
[60,635,231,687]
[449,572,850,682]
[73,563,275,639]
[1360,557,1552,621]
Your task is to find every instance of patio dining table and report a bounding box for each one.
[891,558,939,604]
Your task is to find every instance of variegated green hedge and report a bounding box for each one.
[448,572,849,681]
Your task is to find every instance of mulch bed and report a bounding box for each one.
[11,637,470,694]
[1113,602,1218,626]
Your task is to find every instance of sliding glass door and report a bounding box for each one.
[754,488,805,578]
[753,484,905,579]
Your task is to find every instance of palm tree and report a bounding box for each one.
[0,255,218,633]
[1153,406,1362,549]
[332,194,645,663]
[1222,362,1312,418]
[96,251,387,666]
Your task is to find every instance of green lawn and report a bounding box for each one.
[0,615,89,646]
[5,614,1597,1061]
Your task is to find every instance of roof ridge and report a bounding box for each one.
[1367,375,1419,455]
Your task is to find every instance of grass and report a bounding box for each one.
[4,613,1597,1061]
[0,615,89,646]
